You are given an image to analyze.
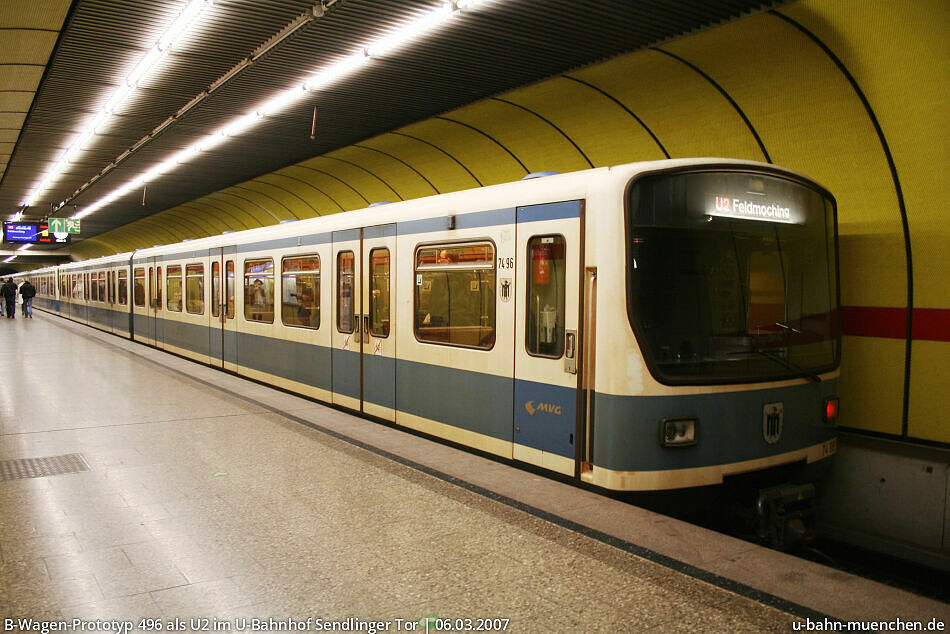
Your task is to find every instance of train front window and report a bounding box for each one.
[627,170,839,384]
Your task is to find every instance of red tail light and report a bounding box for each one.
[823,397,839,423]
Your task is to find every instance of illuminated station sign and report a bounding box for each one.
[2,222,71,244]
[3,222,40,242]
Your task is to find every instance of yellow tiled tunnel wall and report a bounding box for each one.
[68,0,950,445]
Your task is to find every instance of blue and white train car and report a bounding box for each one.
[28,159,842,520]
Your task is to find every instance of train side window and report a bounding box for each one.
[244,258,274,323]
[186,264,204,314]
[212,262,220,318]
[167,265,183,312]
[414,241,496,349]
[337,251,355,333]
[526,235,566,358]
[156,267,163,310]
[84,273,90,301]
[281,255,320,330]
[90,272,99,302]
[134,268,146,307]
[369,248,390,337]
[118,270,128,305]
[99,272,106,303]
[226,261,235,319]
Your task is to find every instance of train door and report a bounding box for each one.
[362,224,396,421]
[512,200,584,477]
[211,247,238,371]
[147,258,164,349]
[331,229,361,411]
[330,224,397,419]
[132,264,149,343]
[106,270,115,333]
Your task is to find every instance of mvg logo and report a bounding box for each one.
[525,400,562,416]
[715,196,732,212]
[763,402,783,445]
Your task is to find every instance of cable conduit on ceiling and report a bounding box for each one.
[490,97,595,169]
[353,143,441,195]
[291,165,370,207]
[560,74,671,159]
[199,196,263,229]
[432,116,530,175]
[264,171,345,214]
[318,155,404,202]
[179,201,252,231]
[249,175,321,217]
[650,46,772,164]
[174,203,232,233]
[387,131,482,187]
[231,184,301,221]
[212,190,280,224]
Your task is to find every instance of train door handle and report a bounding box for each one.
[564,330,577,375]
[363,315,370,338]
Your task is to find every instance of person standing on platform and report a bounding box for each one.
[0,278,16,319]
[19,279,35,318]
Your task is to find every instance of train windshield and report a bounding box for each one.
[627,169,840,384]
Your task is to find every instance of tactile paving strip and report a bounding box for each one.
[0,454,91,481]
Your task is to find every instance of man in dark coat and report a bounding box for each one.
[0,278,16,319]
[19,279,36,318]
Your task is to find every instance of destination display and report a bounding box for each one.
[3,222,39,242]
[2,222,71,244]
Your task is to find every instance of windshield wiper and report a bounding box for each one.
[774,321,802,334]
[728,348,822,382]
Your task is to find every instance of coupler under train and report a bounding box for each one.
[755,482,816,550]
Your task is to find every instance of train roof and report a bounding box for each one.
[27,157,824,272]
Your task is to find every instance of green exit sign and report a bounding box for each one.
[48,217,80,234]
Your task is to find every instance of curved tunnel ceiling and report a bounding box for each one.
[56,0,950,446]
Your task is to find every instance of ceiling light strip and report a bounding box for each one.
[16,0,214,216]
[74,0,499,221]
[61,4,331,214]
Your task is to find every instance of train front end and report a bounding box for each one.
[590,163,840,542]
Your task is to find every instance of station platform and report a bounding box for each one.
[1,312,947,632]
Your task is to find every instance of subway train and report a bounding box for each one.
[26,158,841,541]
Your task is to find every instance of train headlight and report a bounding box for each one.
[660,418,698,447]
[823,397,839,424]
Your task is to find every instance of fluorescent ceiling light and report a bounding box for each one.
[366,3,454,58]
[2,256,15,263]
[73,0,501,222]
[20,0,213,209]
[303,52,369,92]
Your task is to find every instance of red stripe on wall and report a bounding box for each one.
[841,306,950,342]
